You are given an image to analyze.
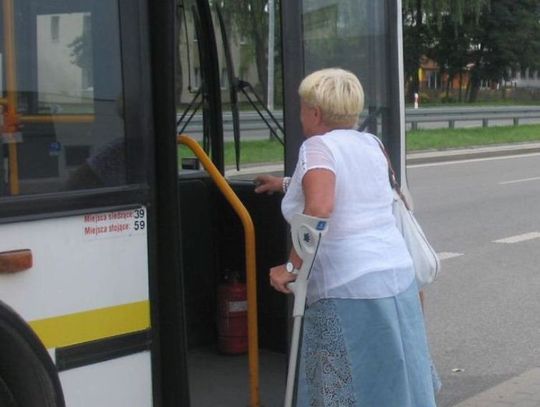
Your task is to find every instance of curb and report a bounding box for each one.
[407,142,540,165]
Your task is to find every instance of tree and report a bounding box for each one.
[402,0,487,101]
[466,0,540,101]
[68,18,92,80]
[220,0,270,102]
[427,15,474,101]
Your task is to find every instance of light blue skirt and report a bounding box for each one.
[296,280,439,407]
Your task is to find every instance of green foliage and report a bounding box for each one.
[464,0,540,101]
[405,0,540,103]
[407,124,540,151]
[402,0,487,99]
[218,0,270,99]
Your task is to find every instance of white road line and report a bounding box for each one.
[499,176,540,185]
[493,232,540,244]
[408,152,540,168]
[438,252,464,260]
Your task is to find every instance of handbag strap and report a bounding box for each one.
[369,135,412,210]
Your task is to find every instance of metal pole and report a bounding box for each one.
[267,0,275,111]
[3,0,20,195]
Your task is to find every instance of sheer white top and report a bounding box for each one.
[282,129,414,305]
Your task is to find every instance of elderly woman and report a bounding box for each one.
[255,68,437,406]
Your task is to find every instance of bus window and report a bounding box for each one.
[176,0,284,175]
[303,0,389,130]
[0,0,140,197]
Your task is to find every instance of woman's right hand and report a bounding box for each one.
[254,175,283,194]
[269,264,297,294]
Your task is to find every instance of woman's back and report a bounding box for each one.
[282,128,414,302]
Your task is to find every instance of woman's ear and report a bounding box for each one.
[313,106,323,125]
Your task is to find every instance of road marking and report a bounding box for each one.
[408,152,540,168]
[438,252,464,260]
[499,176,540,185]
[493,232,540,244]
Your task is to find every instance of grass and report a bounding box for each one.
[407,123,540,151]
[179,139,284,167]
[179,124,540,166]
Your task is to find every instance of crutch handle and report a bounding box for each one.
[286,214,329,317]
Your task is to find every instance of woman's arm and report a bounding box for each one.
[269,168,335,293]
[302,168,335,218]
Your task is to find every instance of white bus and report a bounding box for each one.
[0,0,406,405]
[0,0,186,405]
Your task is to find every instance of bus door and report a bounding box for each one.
[176,0,288,405]
[0,1,185,405]
[176,0,406,405]
[282,0,406,183]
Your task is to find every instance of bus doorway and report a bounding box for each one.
[176,0,407,405]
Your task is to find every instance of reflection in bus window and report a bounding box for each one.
[303,0,389,131]
[0,0,138,197]
[37,12,94,114]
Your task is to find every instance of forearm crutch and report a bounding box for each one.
[284,214,329,407]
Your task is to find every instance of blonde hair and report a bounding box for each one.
[299,68,364,129]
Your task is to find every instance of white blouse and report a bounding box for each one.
[282,129,414,305]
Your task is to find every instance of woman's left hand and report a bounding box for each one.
[269,264,297,294]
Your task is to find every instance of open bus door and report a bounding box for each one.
[177,0,407,406]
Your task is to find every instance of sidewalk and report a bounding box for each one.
[407,141,540,165]
[452,368,540,407]
[225,142,540,178]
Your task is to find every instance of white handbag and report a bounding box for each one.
[392,189,440,287]
[373,136,441,287]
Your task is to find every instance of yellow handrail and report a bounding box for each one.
[177,134,260,407]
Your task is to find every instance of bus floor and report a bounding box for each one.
[188,346,287,407]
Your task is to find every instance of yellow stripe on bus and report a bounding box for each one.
[29,301,150,349]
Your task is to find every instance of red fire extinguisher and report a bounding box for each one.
[217,272,248,354]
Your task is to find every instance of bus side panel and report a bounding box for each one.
[0,209,148,320]
[60,351,152,406]
[0,208,152,405]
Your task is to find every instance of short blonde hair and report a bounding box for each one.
[299,68,364,129]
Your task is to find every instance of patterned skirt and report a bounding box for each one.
[296,280,439,407]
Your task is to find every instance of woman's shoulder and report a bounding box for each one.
[303,130,379,149]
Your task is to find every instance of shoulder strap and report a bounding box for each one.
[368,134,411,210]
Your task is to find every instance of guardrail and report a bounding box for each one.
[178,105,540,133]
[407,105,540,129]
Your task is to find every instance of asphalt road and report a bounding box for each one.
[407,152,540,406]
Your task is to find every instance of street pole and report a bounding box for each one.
[267,0,275,111]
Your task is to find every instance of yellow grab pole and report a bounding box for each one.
[3,0,19,195]
[177,134,260,407]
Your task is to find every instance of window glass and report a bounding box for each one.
[302,0,390,132]
[176,0,284,174]
[0,0,131,197]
